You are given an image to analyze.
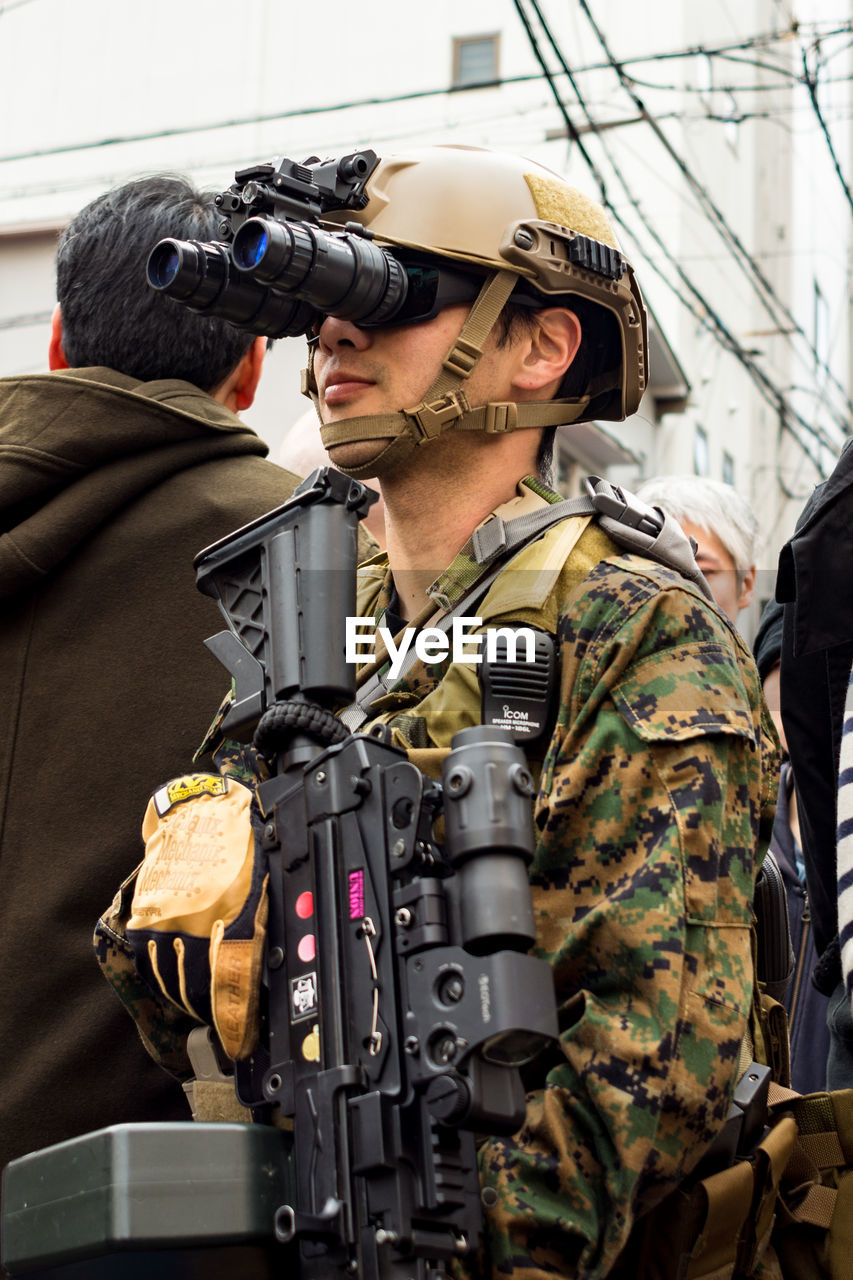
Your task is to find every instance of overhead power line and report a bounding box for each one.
[0,310,52,331]
[3,20,852,167]
[0,0,45,14]
[801,46,853,219]
[622,66,853,97]
[572,0,853,431]
[512,0,839,476]
[0,76,546,165]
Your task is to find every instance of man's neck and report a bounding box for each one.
[381,449,538,621]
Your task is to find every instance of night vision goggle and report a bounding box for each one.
[147,230,490,337]
[146,147,507,337]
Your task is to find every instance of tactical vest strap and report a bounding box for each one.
[587,476,713,599]
[798,1129,845,1171]
[470,494,594,563]
[769,1088,853,1238]
[632,1085,853,1278]
[341,476,712,731]
[611,1115,796,1280]
[471,476,712,600]
[787,1180,836,1229]
[338,517,576,732]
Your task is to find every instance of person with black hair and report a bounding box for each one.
[50,175,267,394]
[0,174,304,1180]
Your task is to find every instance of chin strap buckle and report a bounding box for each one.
[409,391,470,441]
[441,337,483,379]
[482,402,518,434]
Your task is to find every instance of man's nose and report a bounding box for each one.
[316,315,373,351]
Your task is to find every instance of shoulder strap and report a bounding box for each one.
[339,476,712,731]
[472,476,712,599]
[339,533,551,732]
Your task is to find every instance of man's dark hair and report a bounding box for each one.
[495,295,619,486]
[55,175,255,392]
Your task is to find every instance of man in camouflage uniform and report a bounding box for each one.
[294,147,777,1277]
[110,147,779,1277]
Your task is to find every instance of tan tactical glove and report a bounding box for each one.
[124,772,268,1061]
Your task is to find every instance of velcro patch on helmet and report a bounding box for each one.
[524,173,617,247]
[152,773,229,817]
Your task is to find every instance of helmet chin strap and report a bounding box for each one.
[301,269,592,482]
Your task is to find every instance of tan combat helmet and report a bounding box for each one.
[307,145,648,480]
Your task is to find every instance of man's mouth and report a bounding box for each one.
[323,373,375,406]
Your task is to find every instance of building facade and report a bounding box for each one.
[1,0,850,621]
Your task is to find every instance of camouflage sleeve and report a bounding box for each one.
[467,558,779,1279]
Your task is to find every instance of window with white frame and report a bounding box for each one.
[451,34,500,88]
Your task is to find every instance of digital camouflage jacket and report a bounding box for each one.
[99,477,778,1279]
[351,480,779,1280]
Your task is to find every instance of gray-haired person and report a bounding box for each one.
[636,474,759,624]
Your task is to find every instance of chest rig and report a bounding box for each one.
[340,474,712,737]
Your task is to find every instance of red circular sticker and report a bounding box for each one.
[295,891,314,920]
[298,934,316,963]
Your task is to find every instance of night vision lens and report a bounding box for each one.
[146,239,231,307]
[147,242,182,290]
[233,217,409,325]
[146,234,317,338]
[149,224,485,338]
[232,222,269,272]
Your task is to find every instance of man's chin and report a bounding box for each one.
[327,439,393,478]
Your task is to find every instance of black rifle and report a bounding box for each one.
[2,468,558,1280]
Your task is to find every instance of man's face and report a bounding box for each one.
[312,306,528,473]
[679,520,755,623]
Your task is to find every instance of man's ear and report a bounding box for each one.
[737,564,757,613]
[48,304,69,370]
[511,307,582,398]
[212,336,267,412]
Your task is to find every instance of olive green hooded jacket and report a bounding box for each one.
[0,366,301,1177]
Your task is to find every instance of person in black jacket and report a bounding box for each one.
[754,599,830,1092]
[777,436,853,1088]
